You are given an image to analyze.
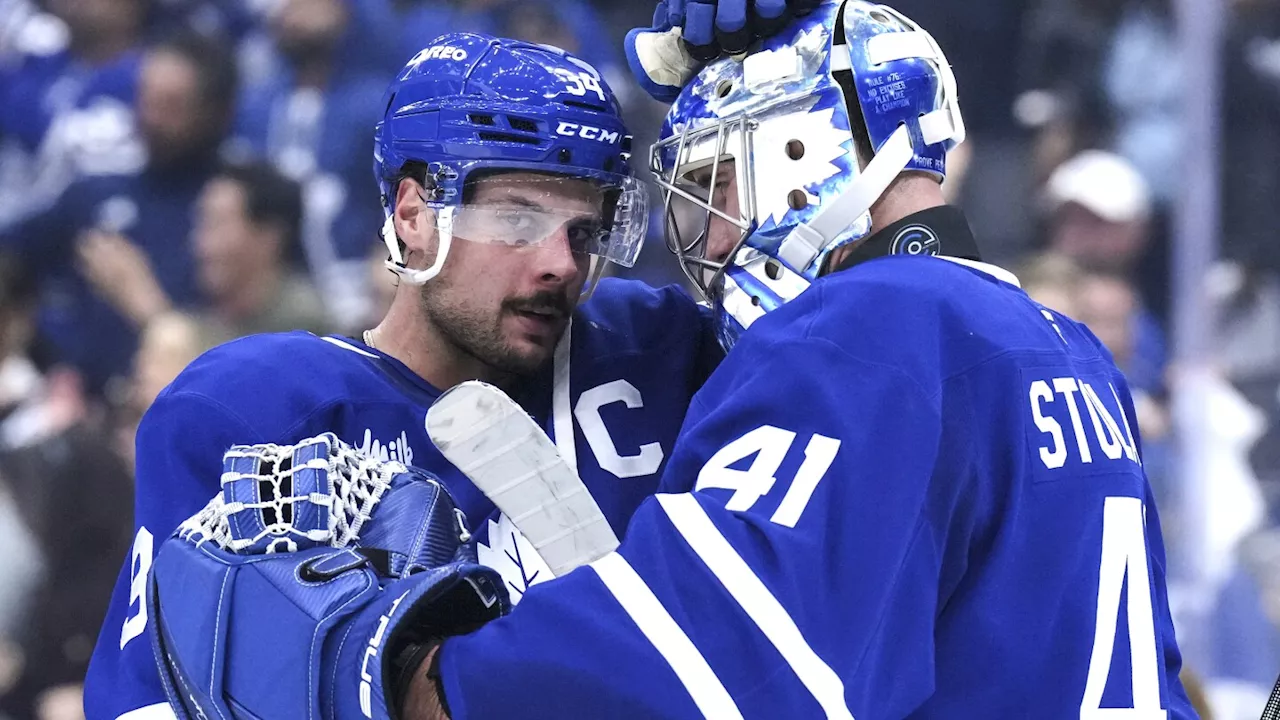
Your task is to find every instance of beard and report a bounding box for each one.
[419,283,573,378]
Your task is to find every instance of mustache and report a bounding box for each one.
[503,290,573,318]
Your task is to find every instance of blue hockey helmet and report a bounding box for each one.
[374,32,647,289]
[653,0,965,348]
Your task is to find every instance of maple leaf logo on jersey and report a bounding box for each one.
[476,513,554,604]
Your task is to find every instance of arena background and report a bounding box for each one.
[0,0,1275,717]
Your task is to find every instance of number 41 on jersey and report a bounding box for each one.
[694,425,841,528]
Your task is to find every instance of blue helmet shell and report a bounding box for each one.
[375,32,636,211]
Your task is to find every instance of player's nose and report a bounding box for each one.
[531,227,582,285]
[705,218,740,265]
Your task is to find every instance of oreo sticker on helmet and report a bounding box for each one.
[890,224,940,256]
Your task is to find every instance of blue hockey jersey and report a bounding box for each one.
[440,256,1197,719]
[83,277,719,719]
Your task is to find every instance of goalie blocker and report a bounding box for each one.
[147,433,509,719]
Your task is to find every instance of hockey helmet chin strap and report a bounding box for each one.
[774,2,965,275]
[382,206,456,286]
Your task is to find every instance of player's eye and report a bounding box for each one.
[565,222,603,254]
[495,209,536,233]
[679,177,730,209]
[688,162,733,192]
[710,180,730,203]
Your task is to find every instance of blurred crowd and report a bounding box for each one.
[0,0,1276,717]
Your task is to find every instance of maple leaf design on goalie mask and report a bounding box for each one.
[476,513,554,604]
[752,101,847,226]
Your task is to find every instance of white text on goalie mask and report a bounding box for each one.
[357,428,415,467]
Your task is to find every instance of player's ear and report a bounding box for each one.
[393,178,439,262]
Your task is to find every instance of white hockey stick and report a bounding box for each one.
[426,380,620,577]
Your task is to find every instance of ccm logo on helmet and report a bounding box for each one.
[419,44,468,61]
[556,122,619,144]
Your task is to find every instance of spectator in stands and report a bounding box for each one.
[1043,149,1152,276]
[0,0,146,227]
[1074,269,1173,511]
[1016,0,1127,180]
[1075,270,1167,402]
[0,257,42,720]
[1076,273,1141,371]
[0,321,131,720]
[113,311,206,468]
[190,162,329,343]
[78,160,330,349]
[1041,149,1168,391]
[1016,251,1084,319]
[228,0,396,331]
[0,32,237,398]
[0,362,129,720]
[0,314,203,720]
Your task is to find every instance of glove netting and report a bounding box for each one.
[178,433,404,554]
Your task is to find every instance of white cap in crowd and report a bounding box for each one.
[1044,150,1152,224]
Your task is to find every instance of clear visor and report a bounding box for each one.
[435,174,649,268]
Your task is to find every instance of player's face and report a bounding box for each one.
[689,160,743,266]
[419,172,599,376]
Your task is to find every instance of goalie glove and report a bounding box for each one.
[147,433,510,720]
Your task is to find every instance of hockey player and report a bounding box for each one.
[145,2,1197,718]
[417,6,1198,717]
[82,33,720,719]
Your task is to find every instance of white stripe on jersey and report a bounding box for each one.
[116,704,178,719]
[319,336,378,358]
[657,493,855,720]
[591,552,744,720]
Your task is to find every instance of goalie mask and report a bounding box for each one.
[653,0,965,349]
[375,32,648,294]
